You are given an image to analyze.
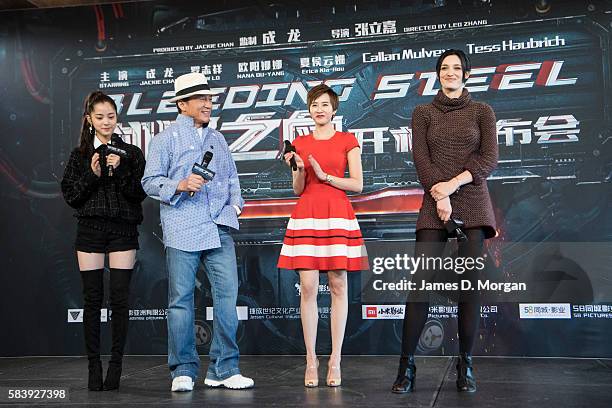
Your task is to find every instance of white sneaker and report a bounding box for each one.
[204,374,254,389]
[171,376,194,392]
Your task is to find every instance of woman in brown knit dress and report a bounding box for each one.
[391,49,498,394]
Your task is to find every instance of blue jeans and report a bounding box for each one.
[165,225,241,381]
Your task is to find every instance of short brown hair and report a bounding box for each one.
[307,84,339,111]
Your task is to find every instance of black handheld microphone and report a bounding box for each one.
[283,140,297,171]
[190,151,215,197]
[106,135,129,177]
[444,217,468,242]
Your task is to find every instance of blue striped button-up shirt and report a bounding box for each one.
[142,114,244,252]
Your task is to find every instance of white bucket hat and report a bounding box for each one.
[167,72,220,102]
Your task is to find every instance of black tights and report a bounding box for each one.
[400,228,485,357]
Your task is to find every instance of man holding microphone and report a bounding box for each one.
[142,73,253,392]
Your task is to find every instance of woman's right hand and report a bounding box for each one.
[436,196,452,222]
[284,151,305,171]
[90,153,102,177]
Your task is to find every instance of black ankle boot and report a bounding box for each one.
[391,355,416,394]
[81,269,104,391]
[103,268,132,391]
[88,359,103,391]
[456,353,476,392]
[103,362,122,391]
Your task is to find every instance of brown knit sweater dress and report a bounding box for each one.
[412,89,498,239]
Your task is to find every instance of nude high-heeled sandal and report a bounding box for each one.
[305,359,319,387]
[326,361,341,387]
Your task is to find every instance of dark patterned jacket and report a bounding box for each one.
[61,135,147,231]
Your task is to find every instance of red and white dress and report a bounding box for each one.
[277,132,369,272]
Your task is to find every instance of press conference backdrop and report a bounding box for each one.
[0,0,610,357]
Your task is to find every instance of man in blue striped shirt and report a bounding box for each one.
[142,73,254,392]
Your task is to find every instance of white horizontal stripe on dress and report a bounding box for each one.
[280,244,367,258]
[287,217,360,231]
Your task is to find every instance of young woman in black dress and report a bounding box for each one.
[61,91,146,391]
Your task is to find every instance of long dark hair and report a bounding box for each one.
[78,91,118,155]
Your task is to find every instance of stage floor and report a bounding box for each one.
[0,356,611,407]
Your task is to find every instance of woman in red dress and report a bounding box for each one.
[278,84,368,388]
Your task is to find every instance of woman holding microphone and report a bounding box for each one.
[279,84,368,387]
[391,49,498,394]
[61,91,146,391]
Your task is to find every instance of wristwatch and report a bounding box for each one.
[325,174,333,184]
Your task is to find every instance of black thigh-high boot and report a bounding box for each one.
[81,269,105,391]
[103,268,132,390]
